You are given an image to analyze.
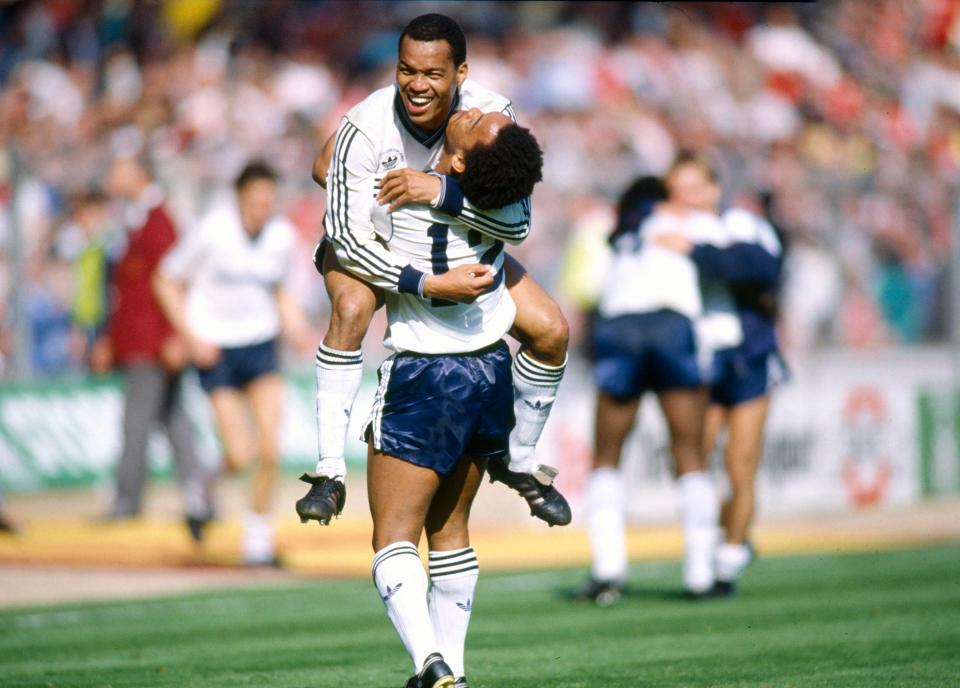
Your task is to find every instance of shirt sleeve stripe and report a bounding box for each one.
[459,207,530,229]
[327,122,401,282]
[455,218,527,241]
[457,205,531,239]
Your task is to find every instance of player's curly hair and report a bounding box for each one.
[458,124,543,209]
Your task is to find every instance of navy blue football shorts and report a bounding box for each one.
[364,340,515,475]
[710,347,789,407]
[592,309,706,400]
[197,337,279,392]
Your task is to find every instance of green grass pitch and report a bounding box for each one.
[2,543,958,688]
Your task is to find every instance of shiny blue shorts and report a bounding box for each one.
[364,341,515,475]
[592,309,705,400]
[710,347,789,407]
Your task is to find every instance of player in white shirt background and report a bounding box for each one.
[654,179,787,596]
[296,13,571,531]
[154,161,313,566]
[341,93,546,688]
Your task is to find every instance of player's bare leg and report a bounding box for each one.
[297,247,383,526]
[577,392,641,604]
[658,388,709,475]
[506,255,568,368]
[208,388,256,473]
[702,403,725,471]
[715,395,770,591]
[241,373,284,565]
[425,456,485,686]
[720,397,769,542]
[489,254,572,526]
[368,447,456,688]
[658,387,718,596]
[246,373,283,516]
[323,247,383,350]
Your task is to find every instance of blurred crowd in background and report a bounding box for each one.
[1,0,959,380]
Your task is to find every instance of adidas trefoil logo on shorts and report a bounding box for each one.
[456,598,472,612]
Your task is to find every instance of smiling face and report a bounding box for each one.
[396,36,467,132]
[438,108,512,174]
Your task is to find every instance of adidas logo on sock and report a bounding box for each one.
[382,582,403,602]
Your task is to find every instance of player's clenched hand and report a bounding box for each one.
[652,233,694,255]
[376,169,442,212]
[422,264,495,303]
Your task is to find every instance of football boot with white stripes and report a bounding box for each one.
[295,474,345,525]
[404,653,456,688]
[487,459,572,526]
[454,678,469,688]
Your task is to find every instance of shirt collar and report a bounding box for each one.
[393,84,460,148]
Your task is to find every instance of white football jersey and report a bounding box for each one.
[721,207,782,258]
[381,205,515,354]
[324,79,530,298]
[599,208,725,320]
[324,78,531,354]
[161,201,295,347]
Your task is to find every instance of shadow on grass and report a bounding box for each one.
[557,583,736,604]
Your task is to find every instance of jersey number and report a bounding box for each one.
[428,223,455,307]
[428,224,503,307]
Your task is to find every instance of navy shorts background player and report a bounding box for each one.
[654,185,787,595]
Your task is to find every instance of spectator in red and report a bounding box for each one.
[92,153,214,541]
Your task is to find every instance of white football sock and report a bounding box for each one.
[716,542,752,583]
[373,541,439,672]
[242,511,275,564]
[428,547,479,678]
[678,470,720,593]
[508,350,566,474]
[586,467,628,583]
[315,344,363,480]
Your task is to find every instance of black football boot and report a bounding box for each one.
[487,459,572,526]
[295,473,345,525]
[404,653,455,688]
